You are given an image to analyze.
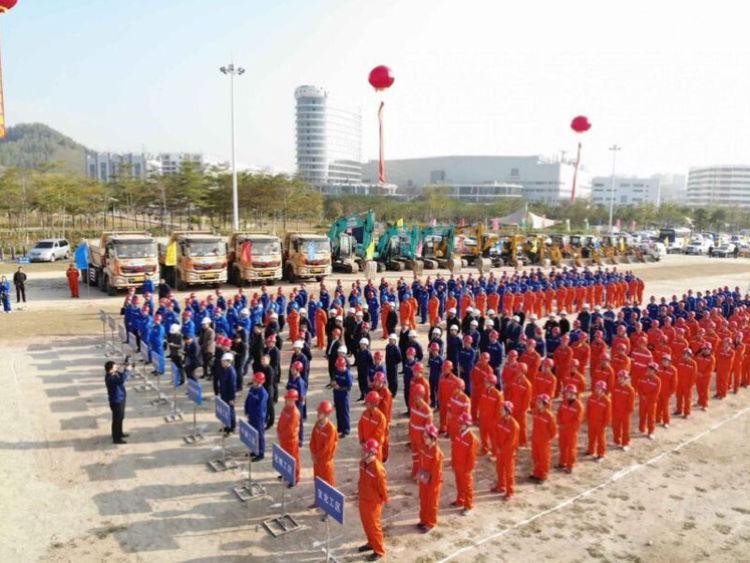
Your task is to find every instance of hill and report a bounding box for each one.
[0,123,88,173]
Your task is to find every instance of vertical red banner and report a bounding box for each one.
[378,101,385,184]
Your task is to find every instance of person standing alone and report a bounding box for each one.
[105,359,131,444]
[13,266,27,304]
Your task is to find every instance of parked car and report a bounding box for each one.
[684,237,713,255]
[710,243,738,258]
[28,238,71,262]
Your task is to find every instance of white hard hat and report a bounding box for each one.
[448,307,457,314]
[201,317,211,325]
[388,333,397,341]
[409,330,417,337]
[293,340,304,349]
[329,308,337,314]
[270,312,278,319]
[431,327,442,336]
[359,338,369,346]
[338,346,348,354]
[465,307,473,314]
[240,307,250,317]
[487,309,496,316]
[512,315,520,322]
[221,352,234,362]
[450,325,459,332]
[169,324,181,335]
[299,309,307,316]
[529,314,537,321]
[335,315,343,321]
[470,320,479,326]
[355,310,363,317]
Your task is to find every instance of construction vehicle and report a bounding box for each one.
[282,232,332,282]
[159,231,228,290]
[456,224,502,268]
[374,224,421,271]
[418,225,458,270]
[327,211,376,273]
[227,232,283,285]
[88,231,159,295]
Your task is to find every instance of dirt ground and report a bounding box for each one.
[1,255,750,562]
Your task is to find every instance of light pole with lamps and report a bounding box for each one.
[607,144,622,233]
[220,63,245,231]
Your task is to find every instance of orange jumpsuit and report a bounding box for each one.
[506,376,531,447]
[572,341,591,373]
[675,357,697,416]
[655,365,677,425]
[715,348,734,398]
[408,296,418,328]
[399,300,413,330]
[359,457,389,557]
[557,398,583,471]
[501,360,521,390]
[475,292,487,316]
[438,374,459,433]
[586,393,612,457]
[732,342,745,393]
[359,408,387,461]
[562,370,587,395]
[447,392,470,439]
[470,363,492,419]
[695,354,714,408]
[380,303,390,339]
[553,345,574,385]
[520,349,542,382]
[544,287,555,315]
[532,370,557,400]
[493,415,519,495]
[611,353,631,380]
[637,375,661,435]
[315,308,328,349]
[310,419,338,485]
[477,385,503,454]
[487,293,499,315]
[410,374,431,409]
[630,348,653,388]
[409,400,433,476]
[287,309,300,343]
[66,267,80,298]
[418,443,444,529]
[611,381,636,446]
[277,405,301,484]
[591,365,615,393]
[428,295,440,327]
[451,428,478,509]
[590,339,607,373]
[742,341,750,388]
[531,409,557,481]
[376,385,393,461]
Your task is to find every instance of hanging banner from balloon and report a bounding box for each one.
[0,0,18,139]
[569,115,591,202]
[368,65,394,184]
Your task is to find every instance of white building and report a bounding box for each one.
[687,165,750,208]
[652,173,686,203]
[295,85,362,186]
[158,152,203,175]
[361,155,589,203]
[590,176,661,207]
[85,152,149,182]
[429,182,523,203]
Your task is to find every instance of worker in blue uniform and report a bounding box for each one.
[245,372,269,461]
[332,356,352,438]
[219,352,237,434]
[105,359,131,444]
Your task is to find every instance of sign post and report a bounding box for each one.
[99,310,109,354]
[133,344,151,393]
[314,477,346,561]
[108,315,117,354]
[208,398,238,472]
[183,378,205,444]
[164,362,183,422]
[234,419,266,501]
[263,444,301,537]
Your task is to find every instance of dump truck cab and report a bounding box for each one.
[88,231,159,295]
[282,232,332,282]
[228,233,283,285]
[160,231,228,290]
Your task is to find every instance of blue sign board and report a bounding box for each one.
[314,477,345,525]
[272,444,296,487]
[215,397,233,428]
[171,361,182,387]
[238,419,259,455]
[16,256,30,264]
[187,378,203,406]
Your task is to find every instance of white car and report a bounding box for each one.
[28,238,71,262]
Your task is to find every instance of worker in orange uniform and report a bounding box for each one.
[450,412,478,515]
[590,331,608,376]
[585,380,612,460]
[731,333,746,394]
[310,400,339,489]
[315,307,327,350]
[556,384,583,473]
[410,362,431,408]
[399,298,414,330]
[637,362,661,439]
[611,343,631,380]
[553,334,574,394]
[571,333,591,373]
[501,350,522,389]
[477,374,503,454]
[533,358,557,399]
[655,355,677,428]
[380,302,391,340]
[287,307,300,343]
[674,348,697,418]
[277,389,302,484]
[630,337,653,389]
[592,354,615,392]
[561,359,587,394]
[506,367,532,447]
[611,370,636,450]
[372,372,393,461]
[530,394,557,482]
[428,293,440,327]
[417,424,444,533]
[359,391,388,461]
[409,384,433,477]
[611,325,630,354]
[695,342,715,410]
[66,263,80,298]
[492,401,519,499]
[470,353,493,420]
[447,379,470,439]
[715,337,734,399]
[358,438,389,561]
[438,361,459,434]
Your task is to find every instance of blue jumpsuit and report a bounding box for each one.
[244,385,268,458]
[219,364,237,432]
[332,368,352,435]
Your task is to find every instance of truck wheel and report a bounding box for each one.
[315,276,326,282]
[175,271,185,291]
[376,262,386,273]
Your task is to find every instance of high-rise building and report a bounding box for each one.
[158,152,203,175]
[687,165,750,207]
[85,151,148,182]
[295,85,362,186]
[590,176,661,207]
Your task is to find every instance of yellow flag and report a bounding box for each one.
[165,241,177,266]
[619,239,625,252]
[396,218,404,228]
[365,240,375,260]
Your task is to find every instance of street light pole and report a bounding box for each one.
[220,63,245,231]
[607,144,621,233]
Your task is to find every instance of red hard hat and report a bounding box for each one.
[563,384,577,394]
[617,369,630,379]
[407,346,416,356]
[424,424,439,439]
[537,393,551,405]
[456,378,466,390]
[485,374,498,385]
[317,400,333,414]
[292,360,304,372]
[542,358,554,368]
[490,330,499,339]
[373,371,386,384]
[458,412,473,426]
[503,400,514,412]
[373,351,383,362]
[508,350,518,358]
[411,383,426,397]
[363,438,380,455]
[429,342,440,351]
[253,372,266,384]
[463,335,473,344]
[335,357,347,370]
[595,380,608,391]
[648,362,659,370]
[480,352,490,362]
[442,360,454,372]
[365,391,381,405]
[413,362,424,373]
[285,389,299,400]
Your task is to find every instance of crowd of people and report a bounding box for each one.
[114,266,750,561]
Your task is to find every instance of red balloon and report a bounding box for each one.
[570,115,591,133]
[0,0,17,12]
[368,65,394,91]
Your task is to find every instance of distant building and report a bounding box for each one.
[652,173,686,203]
[158,152,203,175]
[590,176,661,207]
[687,165,750,207]
[295,85,363,187]
[361,155,589,203]
[317,182,397,197]
[85,152,148,182]
[428,182,523,203]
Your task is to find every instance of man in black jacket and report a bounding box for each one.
[13,267,27,303]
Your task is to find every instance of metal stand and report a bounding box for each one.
[208,432,238,472]
[164,385,183,422]
[183,403,205,444]
[100,316,110,355]
[262,486,301,537]
[233,454,266,501]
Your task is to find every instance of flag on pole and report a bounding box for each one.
[378,101,386,184]
[240,240,252,264]
[165,242,177,266]
[74,242,89,270]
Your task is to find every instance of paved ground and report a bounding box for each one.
[1,255,750,562]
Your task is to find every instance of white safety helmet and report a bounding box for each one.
[201,317,211,325]
[293,340,304,349]
[169,324,181,335]
[221,352,234,363]
[359,338,369,346]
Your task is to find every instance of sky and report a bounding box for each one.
[5,0,750,178]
